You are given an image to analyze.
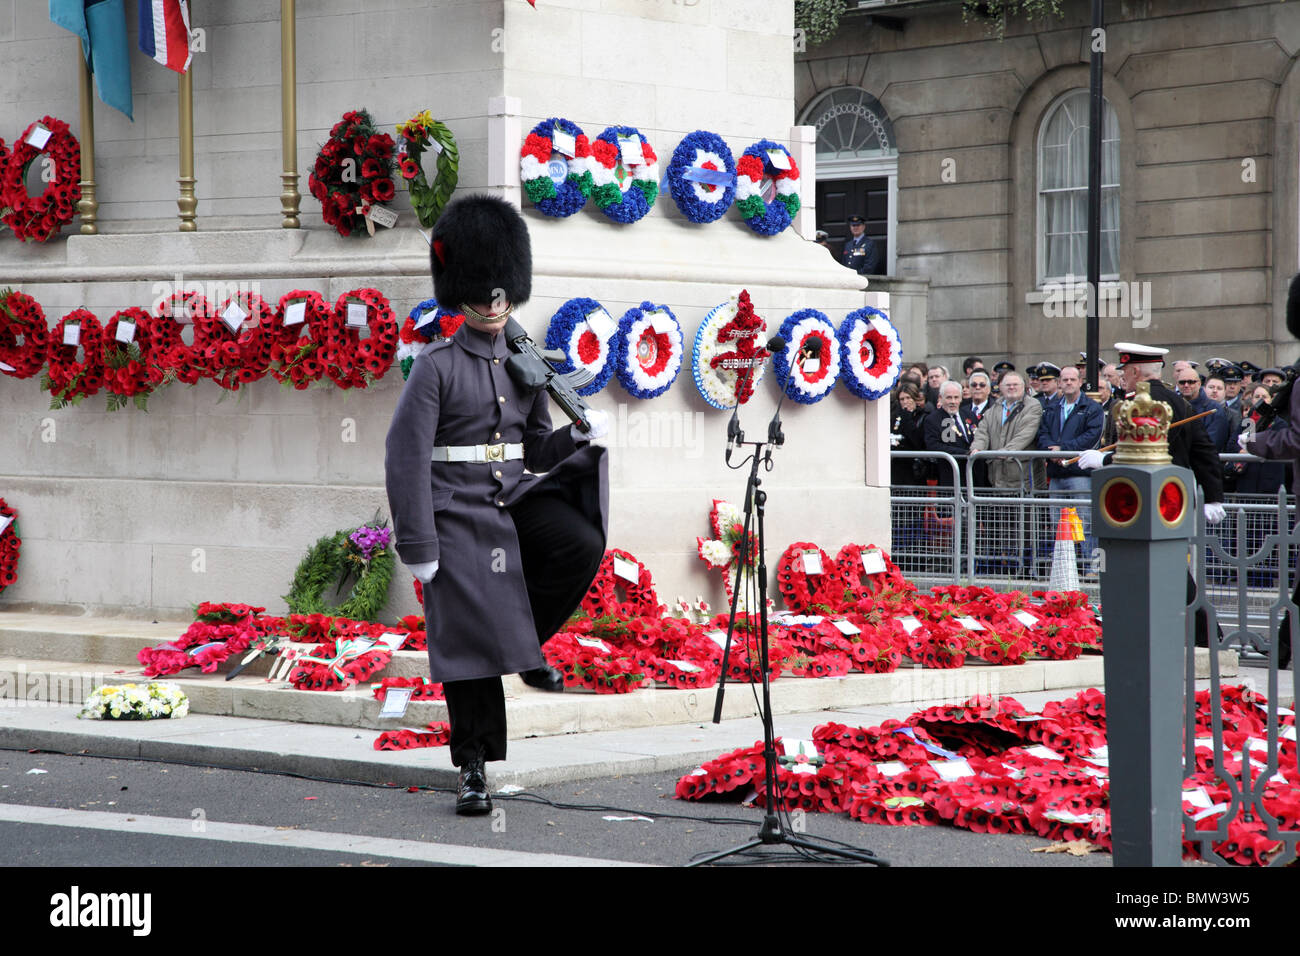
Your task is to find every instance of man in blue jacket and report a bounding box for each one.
[1038,365,1105,570]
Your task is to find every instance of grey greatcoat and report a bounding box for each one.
[384,323,609,684]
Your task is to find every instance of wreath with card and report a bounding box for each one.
[0,116,81,242]
[580,548,663,618]
[0,498,19,594]
[102,307,158,411]
[42,308,106,407]
[283,519,395,624]
[776,543,844,614]
[734,140,800,237]
[151,291,206,385]
[396,110,459,228]
[308,108,397,237]
[773,309,840,405]
[0,289,51,379]
[614,301,683,399]
[544,297,616,396]
[192,292,276,391]
[271,290,331,389]
[589,125,659,224]
[835,543,911,599]
[520,117,594,218]
[322,288,398,389]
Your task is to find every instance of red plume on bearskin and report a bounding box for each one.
[430,194,532,309]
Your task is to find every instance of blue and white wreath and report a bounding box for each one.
[838,306,902,400]
[665,130,736,224]
[589,125,660,224]
[773,309,841,404]
[544,297,617,396]
[614,302,683,399]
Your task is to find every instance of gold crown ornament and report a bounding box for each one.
[1113,381,1172,464]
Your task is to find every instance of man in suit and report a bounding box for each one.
[839,214,882,275]
[924,380,977,486]
[1038,365,1105,570]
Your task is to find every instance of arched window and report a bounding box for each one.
[1038,90,1120,284]
[801,88,898,162]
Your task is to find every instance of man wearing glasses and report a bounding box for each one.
[1175,360,1230,451]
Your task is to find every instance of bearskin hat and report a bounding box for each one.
[1288,271,1300,340]
[430,194,532,309]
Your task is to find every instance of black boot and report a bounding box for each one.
[455,748,492,816]
[520,664,565,692]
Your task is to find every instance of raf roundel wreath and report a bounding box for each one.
[666,130,736,224]
[838,306,903,400]
[614,302,683,399]
[545,297,616,397]
[589,125,659,224]
[773,309,841,405]
[520,117,594,218]
[734,139,800,236]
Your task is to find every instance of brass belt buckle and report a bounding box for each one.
[485,442,505,462]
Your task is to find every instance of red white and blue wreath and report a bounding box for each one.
[589,125,659,224]
[838,306,903,400]
[691,290,770,410]
[666,130,736,224]
[734,140,801,236]
[544,297,617,396]
[614,302,683,399]
[398,299,465,379]
[773,309,840,404]
[520,117,594,218]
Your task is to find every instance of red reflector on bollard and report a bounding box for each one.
[1158,478,1187,526]
[1102,479,1140,526]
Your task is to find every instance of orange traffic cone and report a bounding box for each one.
[1049,507,1085,592]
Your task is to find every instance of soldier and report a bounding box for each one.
[839,214,881,275]
[385,195,610,815]
[1079,342,1225,646]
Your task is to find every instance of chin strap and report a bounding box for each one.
[461,302,514,323]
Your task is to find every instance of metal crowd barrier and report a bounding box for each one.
[889,449,1296,640]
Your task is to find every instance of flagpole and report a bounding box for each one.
[177,1,197,231]
[76,40,98,235]
[280,0,300,228]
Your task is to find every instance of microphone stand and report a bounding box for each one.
[691,343,887,867]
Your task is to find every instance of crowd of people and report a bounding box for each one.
[889,353,1295,497]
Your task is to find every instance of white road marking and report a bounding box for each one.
[0,803,650,867]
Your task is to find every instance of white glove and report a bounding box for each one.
[1237,432,1251,451]
[575,407,610,441]
[408,560,439,583]
[1204,503,1226,525]
[1077,449,1106,470]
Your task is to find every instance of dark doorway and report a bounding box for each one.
[817,176,888,273]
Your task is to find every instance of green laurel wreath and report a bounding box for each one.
[283,523,395,623]
[397,111,459,229]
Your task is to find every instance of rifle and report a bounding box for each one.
[502,316,595,434]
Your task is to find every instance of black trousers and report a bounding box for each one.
[443,492,604,767]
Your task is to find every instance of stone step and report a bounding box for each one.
[0,613,1241,740]
[0,650,1205,740]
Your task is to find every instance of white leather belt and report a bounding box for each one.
[431,442,523,463]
